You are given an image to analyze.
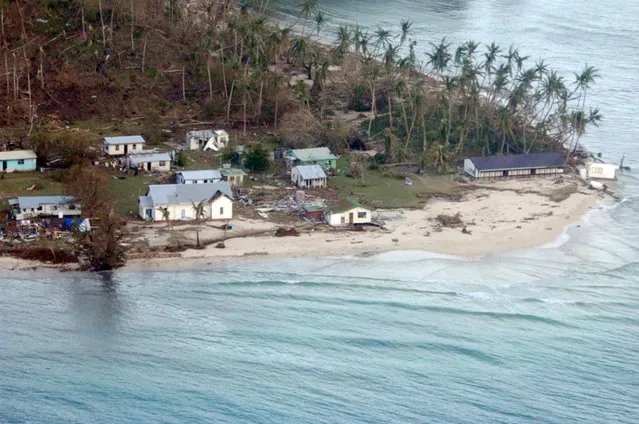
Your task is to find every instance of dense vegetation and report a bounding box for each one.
[0,0,601,173]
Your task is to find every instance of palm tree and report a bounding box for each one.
[159,207,170,228]
[298,0,317,36]
[191,200,208,248]
[333,25,352,62]
[569,65,600,154]
[497,105,516,154]
[426,38,451,77]
[314,11,325,34]
[399,20,413,45]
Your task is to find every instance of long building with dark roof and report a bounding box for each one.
[464,153,566,179]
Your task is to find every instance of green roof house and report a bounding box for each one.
[285,147,338,170]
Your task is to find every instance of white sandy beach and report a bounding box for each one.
[122,176,610,271]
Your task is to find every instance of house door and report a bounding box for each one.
[181,209,186,219]
[146,208,153,219]
[349,212,354,223]
[502,170,509,177]
[124,145,128,155]
[341,216,345,224]
[147,163,152,171]
[1,161,6,171]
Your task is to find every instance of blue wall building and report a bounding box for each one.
[0,150,37,172]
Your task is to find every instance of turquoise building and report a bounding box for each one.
[0,150,37,172]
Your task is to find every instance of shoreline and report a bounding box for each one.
[0,176,614,274]
[123,175,612,272]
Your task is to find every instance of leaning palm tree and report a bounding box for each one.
[159,207,170,228]
[399,19,413,45]
[191,200,208,248]
[314,11,325,35]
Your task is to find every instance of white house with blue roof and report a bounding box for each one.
[10,196,81,220]
[291,164,328,188]
[176,169,222,184]
[103,135,146,156]
[127,152,172,172]
[138,182,233,221]
[0,150,37,172]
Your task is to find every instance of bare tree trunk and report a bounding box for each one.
[220,46,228,99]
[38,46,44,89]
[15,1,28,41]
[109,8,114,45]
[12,52,17,101]
[4,51,9,96]
[181,66,186,102]
[130,0,135,52]
[98,0,106,47]
[1,8,5,45]
[81,3,87,41]
[274,90,279,129]
[226,80,235,122]
[207,54,213,101]
[141,32,148,72]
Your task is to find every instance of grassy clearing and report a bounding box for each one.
[0,172,65,209]
[330,156,466,209]
[179,150,225,170]
[106,172,167,218]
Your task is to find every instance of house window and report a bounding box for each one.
[220,207,224,215]
[37,206,43,211]
[159,161,166,166]
[115,145,120,151]
[17,159,24,165]
[132,144,137,150]
[357,212,367,219]
[69,204,76,210]
[53,206,58,211]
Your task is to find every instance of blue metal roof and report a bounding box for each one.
[103,135,146,145]
[177,170,222,181]
[14,196,77,209]
[294,164,327,180]
[128,152,171,164]
[469,153,566,171]
[144,182,233,206]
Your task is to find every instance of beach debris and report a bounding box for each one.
[215,242,225,249]
[275,227,299,237]
[26,184,36,191]
[436,212,463,227]
[461,227,472,235]
[590,180,607,191]
[392,238,399,243]
[404,177,413,186]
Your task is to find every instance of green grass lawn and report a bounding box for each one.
[179,150,226,170]
[106,171,166,218]
[0,172,66,209]
[330,156,465,209]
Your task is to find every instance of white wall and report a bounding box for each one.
[104,143,142,156]
[17,203,82,220]
[326,207,371,226]
[142,197,233,222]
[209,196,233,220]
[587,163,617,180]
[132,160,171,172]
[463,159,477,178]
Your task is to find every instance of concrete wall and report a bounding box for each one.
[141,197,233,222]
[104,143,143,156]
[291,168,327,188]
[17,203,82,220]
[1,158,37,172]
[133,160,171,173]
[463,159,477,178]
[326,207,371,226]
[587,163,617,180]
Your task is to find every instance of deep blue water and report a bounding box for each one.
[2,1,639,423]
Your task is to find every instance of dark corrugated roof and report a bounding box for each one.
[469,153,566,171]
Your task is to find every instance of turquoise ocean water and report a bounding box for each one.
[2,1,639,422]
